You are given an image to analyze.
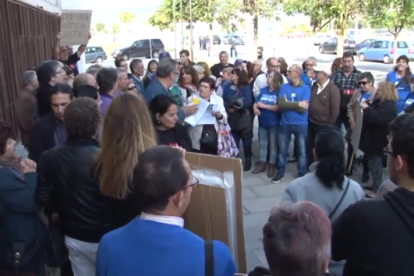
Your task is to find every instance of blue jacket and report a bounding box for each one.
[0,169,45,272]
[143,78,185,122]
[129,74,145,95]
[222,84,253,109]
[301,71,318,88]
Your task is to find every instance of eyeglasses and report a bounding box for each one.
[167,176,199,201]
[383,147,393,155]
[358,81,368,85]
[268,64,280,68]
[127,86,136,91]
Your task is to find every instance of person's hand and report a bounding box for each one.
[257,102,266,109]
[254,108,261,116]
[20,159,37,173]
[227,107,235,113]
[212,111,222,118]
[350,120,355,130]
[171,145,186,156]
[361,102,369,109]
[56,32,62,40]
[216,78,222,85]
[182,104,199,116]
[88,32,92,40]
[299,101,309,109]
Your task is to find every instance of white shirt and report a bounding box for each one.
[140,212,184,227]
[253,72,288,98]
[317,79,330,95]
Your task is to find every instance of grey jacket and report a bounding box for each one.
[374,179,398,200]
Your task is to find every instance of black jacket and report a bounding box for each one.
[36,137,115,243]
[36,83,52,117]
[332,188,414,276]
[29,112,57,164]
[360,99,396,156]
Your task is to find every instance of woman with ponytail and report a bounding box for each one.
[282,128,364,276]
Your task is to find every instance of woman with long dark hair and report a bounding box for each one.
[142,59,158,89]
[385,55,414,114]
[222,67,254,170]
[282,128,364,276]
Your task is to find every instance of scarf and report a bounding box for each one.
[0,156,24,179]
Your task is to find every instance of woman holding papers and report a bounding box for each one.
[149,95,192,151]
[222,67,254,171]
[188,77,227,155]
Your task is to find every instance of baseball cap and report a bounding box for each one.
[159,51,171,60]
[234,59,243,67]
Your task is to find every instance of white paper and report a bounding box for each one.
[184,96,209,127]
[197,104,218,125]
[60,10,93,46]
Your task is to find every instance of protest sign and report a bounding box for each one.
[60,10,92,46]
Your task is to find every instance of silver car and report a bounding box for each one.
[85,46,107,64]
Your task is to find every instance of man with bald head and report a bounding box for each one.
[272,64,311,184]
[73,73,100,105]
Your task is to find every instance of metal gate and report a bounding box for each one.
[0,0,60,137]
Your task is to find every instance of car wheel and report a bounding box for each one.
[122,53,129,60]
[319,46,324,54]
[358,54,366,61]
[95,57,103,64]
[383,55,391,64]
[152,51,160,58]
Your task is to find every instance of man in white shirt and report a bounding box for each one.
[253,57,288,99]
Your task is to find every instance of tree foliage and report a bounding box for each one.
[119,11,136,24]
[95,23,105,33]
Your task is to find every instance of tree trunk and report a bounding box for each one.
[253,15,258,60]
[337,33,345,56]
[209,23,214,59]
[393,32,399,64]
[308,30,316,56]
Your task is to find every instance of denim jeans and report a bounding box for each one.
[277,124,308,177]
[259,126,278,164]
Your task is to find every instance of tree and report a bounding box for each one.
[119,11,136,24]
[329,0,364,55]
[240,0,279,57]
[112,23,120,42]
[95,23,105,33]
[282,0,334,55]
[365,0,414,63]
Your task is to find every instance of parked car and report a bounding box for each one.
[85,46,107,64]
[287,31,307,39]
[213,35,221,45]
[313,33,333,45]
[354,38,376,53]
[112,39,165,60]
[358,39,412,63]
[318,37,356,54]
[223,34,244,45]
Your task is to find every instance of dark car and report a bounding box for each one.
[213,35,221,45]
[354,38,376,53]
[318,37,356,54]
[112,39,164,60]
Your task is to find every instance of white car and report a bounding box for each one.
[313,33,333,46]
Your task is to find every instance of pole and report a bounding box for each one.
[189,0,193,60]
[180,0,184,50]
[173,0,177,58]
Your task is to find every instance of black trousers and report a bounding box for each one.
[306,122,332,166]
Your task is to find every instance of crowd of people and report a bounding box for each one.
[1,30,414,276]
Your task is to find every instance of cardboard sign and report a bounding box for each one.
[60,10,92,46]
[184,153,247,273]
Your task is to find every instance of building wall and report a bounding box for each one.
[19,0,61,14]
[0,0,60,137]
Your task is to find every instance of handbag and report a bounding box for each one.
[217,123,239,158]
[328,179,350,220]
[42,221,69,268]
[200,129,218,150]
[3,240,40,273]
[204,240,214,276]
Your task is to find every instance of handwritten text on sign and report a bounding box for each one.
[60,10,92,46]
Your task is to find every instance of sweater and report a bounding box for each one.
[309,80,340,126]
[96,218,237,276]
[332,188,414,276]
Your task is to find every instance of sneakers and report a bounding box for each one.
[271,174,283,184]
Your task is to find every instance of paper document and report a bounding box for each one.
[184,96,209,127]
[197,104,219,125]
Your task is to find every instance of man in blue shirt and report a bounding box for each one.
[273,64,311,183]
[96,146,237,276]
[143,58,198,122]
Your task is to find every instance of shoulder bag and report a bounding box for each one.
[328,179,350,220]
[205,240,214,276]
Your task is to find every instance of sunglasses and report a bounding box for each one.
[358,81,368,85]
[127,86,136,91]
